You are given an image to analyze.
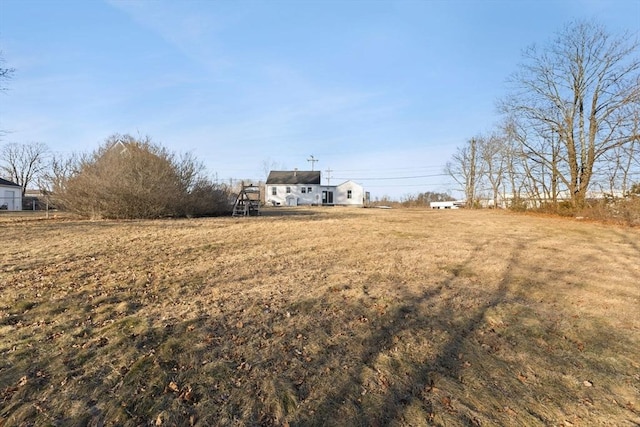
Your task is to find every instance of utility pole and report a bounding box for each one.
[325,167,333,185]
[307,155,319,171]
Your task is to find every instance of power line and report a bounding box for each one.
[333,173,450,181]
[335,165,446,173]
[364,183,454,188]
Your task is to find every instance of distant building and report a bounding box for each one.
[265,170,366,207]
[0,178,22,211]
[23,189,47,211]
[430,201,464,209]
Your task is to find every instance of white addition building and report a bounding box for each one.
[0,178,22,211]
[266,170,366,207]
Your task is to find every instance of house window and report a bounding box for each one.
[271,187,277,196]
[301,187,306,194]
[347,190,352,199]
[308,187,312,193]
[286,187,291,194]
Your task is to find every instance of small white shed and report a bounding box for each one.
[0,178,22,211]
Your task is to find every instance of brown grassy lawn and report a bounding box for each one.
[1,208,639,426]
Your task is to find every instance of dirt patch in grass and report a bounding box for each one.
[1,208,639,426]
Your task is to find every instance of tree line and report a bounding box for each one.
[446,20,640,210]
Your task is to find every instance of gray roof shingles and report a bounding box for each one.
[266,171,320,185]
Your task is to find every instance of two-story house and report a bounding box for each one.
[265,170,366,207]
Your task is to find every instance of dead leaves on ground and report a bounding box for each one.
[164,380,196,403]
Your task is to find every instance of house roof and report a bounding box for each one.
[266,170,321,185]
[336,180,363,189]
[0,178,21,187]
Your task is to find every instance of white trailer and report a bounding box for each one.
[430,201,463,209]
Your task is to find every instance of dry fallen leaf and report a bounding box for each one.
[167,381,179,393]
[179,386,194,402]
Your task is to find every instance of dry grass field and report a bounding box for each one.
[1,208,639,426]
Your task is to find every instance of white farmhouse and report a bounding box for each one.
[266,170,366,207]
[0,178,22,211]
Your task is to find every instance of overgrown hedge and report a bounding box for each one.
[51,135,233,219]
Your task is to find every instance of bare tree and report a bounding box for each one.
[262,158,284,180]
[446,137,484,207]
[600,136,638,196]
[39,152,83,209]
[499,119,530,207]
[0,142,49,196]
[608,111,640,195]
[480,134,507,208]
[501,20,640,208]
[1,51,15,138]
[0,51,13,93]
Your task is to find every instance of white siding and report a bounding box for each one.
[265,181,364,207]
[1,185,22,211]
[266,185,322,206]
[335,181,364,206]
[430,201,461,209]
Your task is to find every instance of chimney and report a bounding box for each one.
[294,168,297,177]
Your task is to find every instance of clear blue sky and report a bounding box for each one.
[1,0,638,199]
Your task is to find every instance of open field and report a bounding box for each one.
[1,208,639,426]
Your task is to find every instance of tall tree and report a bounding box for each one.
[501,20,640,207]
[480,134,507,208]
[446,137,484,206]
[0,142,49,196]
[500,118,530,207]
